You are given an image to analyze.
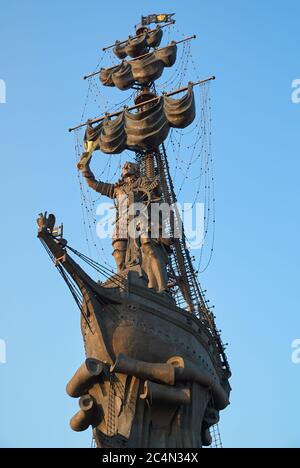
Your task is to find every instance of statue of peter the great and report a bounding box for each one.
[78,155,170,293]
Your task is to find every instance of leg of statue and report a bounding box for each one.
[141,238,168,292]
[142,252,158,291]
[112,239,127,273]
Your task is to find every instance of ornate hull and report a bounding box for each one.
[76,272,230,448]
[37,226,230,448]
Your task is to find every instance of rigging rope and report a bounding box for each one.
[65,244,127,290]
[71,28,224,361]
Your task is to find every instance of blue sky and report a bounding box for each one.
[0,0,299,448]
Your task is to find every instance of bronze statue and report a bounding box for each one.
[79,157,169,292]
[37,14,231,449]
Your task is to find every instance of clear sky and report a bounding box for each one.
[0,0,299,448]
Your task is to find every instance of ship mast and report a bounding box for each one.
[70,14,229,372]
[36,14,231,450]
[126,22,209,316]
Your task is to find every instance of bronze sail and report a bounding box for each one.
[83,86,195,153]
[113,25,163,59]
[164,85,195,128]
[100,43,177,90]
[38,13,231,449]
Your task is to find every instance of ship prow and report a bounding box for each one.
[38,215,230,447]
[37,12,231,449]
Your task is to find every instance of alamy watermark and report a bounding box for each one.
[291,79,300,104]
[95,200,205,250]
[0,339,6,364]
[291,339,300,364]
[0,79,6,104]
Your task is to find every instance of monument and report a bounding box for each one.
[37,13,231,448]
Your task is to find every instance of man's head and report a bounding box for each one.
[122,161,139,179]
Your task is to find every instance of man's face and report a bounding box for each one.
[122,162,137,178]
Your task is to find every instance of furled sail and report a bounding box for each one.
[113,26,163,60]
[84,114,127,155]
[164,85,195,128]
[125,98,169,150]
[113,42,127,60]
[84,86,195,154]
[109,62,133,91]
[125,33,148,58]
[100,43,177,90]
[146,26,163,48]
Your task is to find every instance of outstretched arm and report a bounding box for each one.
[78,155,115,199]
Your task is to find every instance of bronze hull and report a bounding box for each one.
[37,228,230,448]
[78,274,230,448]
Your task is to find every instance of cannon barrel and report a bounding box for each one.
[140,381,190,405]
[70,394,102,432]
[66,358,104,398]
